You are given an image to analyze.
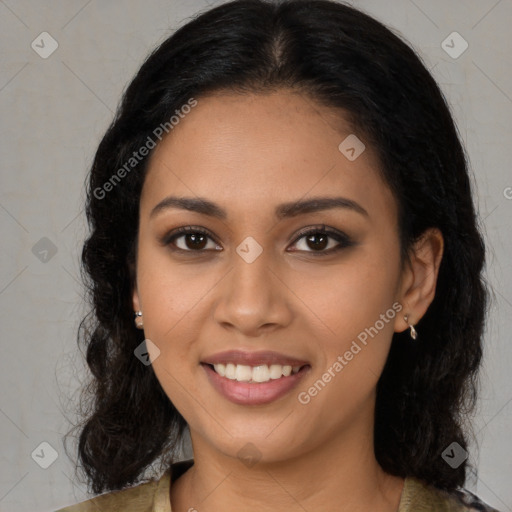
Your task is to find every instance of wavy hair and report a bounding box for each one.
[64,0,488,495]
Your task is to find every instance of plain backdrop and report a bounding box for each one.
[0,1,511,511]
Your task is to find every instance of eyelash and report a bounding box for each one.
[161,224,354,257]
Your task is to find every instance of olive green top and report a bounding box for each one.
[55,459,499,512]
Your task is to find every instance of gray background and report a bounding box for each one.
[0,1,511,511]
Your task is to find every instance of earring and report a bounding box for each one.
[134,311,143,329]
[403,314,417,340]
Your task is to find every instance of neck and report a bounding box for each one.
[171,414,404,512]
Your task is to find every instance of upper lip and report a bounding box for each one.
[201,350,310,367]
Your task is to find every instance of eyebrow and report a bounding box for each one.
[150,195,369,220]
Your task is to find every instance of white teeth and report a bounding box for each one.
[252,365,270,382]
[235,364,253,382]
[225,363,236,379]
[212,363,303,383]
[215,363,226,376]
[269,364,284,379]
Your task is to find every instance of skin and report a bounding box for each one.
[132,90,444,512]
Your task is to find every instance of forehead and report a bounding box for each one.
[141,90,396,222]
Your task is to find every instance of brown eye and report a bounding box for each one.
[289,226,354,255]
[304,233,329,251]
[181,233,208,250]
[162,226,221,252]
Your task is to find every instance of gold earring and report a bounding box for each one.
[134,311,143,329]
[404,314,417,340]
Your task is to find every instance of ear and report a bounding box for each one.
[129,257,141,313]
[132,286,141,313]
[394,227,444,333]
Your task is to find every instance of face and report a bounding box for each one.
[133,90,407,464]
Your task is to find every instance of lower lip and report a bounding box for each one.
[201,363,311,406]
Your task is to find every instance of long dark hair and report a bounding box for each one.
[64,0,488,495]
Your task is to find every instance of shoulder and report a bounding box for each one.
[54,470,171,512]
[400,477,501,512]
[54,459,194,512]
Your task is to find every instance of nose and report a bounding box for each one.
[212,246,293,337]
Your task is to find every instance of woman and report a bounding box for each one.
[57,0,499,510]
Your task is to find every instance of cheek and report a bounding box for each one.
[292,245,401,341]
[134,252,207,387]
[289,245,402,411]
[135,240,215,336]
[292,260,401,428]
[136,252,207,417]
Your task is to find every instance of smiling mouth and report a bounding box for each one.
[202,362,310,384]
